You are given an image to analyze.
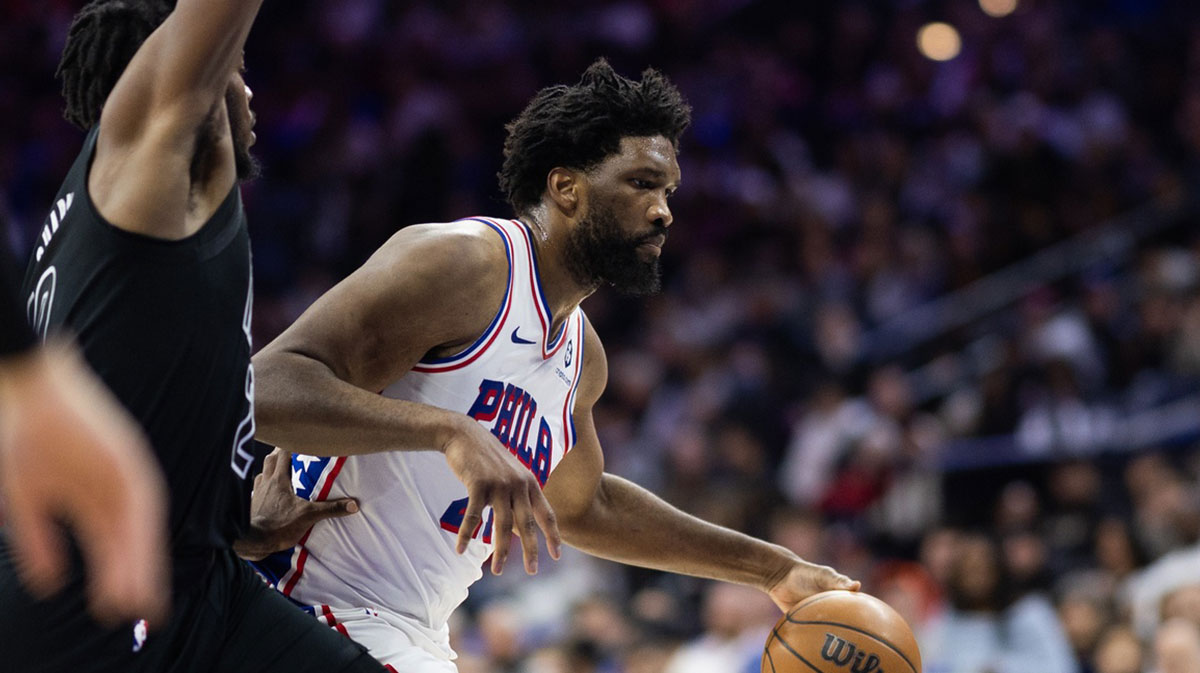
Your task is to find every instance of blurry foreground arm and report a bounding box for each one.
[91,0,266,239]
[544,320,859,612]
[0,250,166,623]
[0,342,168,624]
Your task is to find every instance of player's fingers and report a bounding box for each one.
[510,490,540,575]
[490,494,514,575]
[265,447,287,481]
[5,503,67,599]
[457,488,486,555]
[302,497,360,525]
[819,564,859,592]
[81,512,167,624]
[75,464,168,624]
[529,486,562,561]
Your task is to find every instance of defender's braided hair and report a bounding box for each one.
[56,0,172,130]
[498,58,692,215]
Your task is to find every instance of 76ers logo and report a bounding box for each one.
[821,634,884,673]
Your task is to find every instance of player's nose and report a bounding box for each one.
[649,197,673,229]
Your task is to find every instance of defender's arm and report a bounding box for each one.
[90,0,266,239]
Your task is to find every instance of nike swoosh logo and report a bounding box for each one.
[510,327,536,345]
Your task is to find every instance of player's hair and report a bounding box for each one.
[57,0,172,130]
[499,58,692,214]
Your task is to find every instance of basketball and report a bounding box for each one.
[762,590,921,673]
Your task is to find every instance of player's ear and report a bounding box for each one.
[545,167,581,216]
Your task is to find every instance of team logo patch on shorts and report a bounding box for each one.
[132,619,149,653]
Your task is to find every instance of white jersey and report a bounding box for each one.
[253,217,586,661]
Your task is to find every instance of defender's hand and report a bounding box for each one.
[234,448,359,561]
[0,341,168,625]
[441,416,562,575]
[765,559,861,613]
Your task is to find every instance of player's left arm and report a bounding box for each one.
[543,319,859,612]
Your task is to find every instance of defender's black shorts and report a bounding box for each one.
[0,535,386,673]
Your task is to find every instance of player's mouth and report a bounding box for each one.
[638,233,666,256]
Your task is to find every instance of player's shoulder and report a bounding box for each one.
[370,218,511,286]
[380,218,509,268]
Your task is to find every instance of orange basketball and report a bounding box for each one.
[762,590,922,673]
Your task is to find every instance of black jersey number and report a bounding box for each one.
[230,364,255,479]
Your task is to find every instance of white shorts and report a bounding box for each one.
[309,604,457,673]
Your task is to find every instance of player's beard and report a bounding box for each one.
[226,86,261,182]
[565,198,666,296]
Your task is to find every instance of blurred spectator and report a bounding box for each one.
[778,378,875,508]
[1043,461,1105,573]
[661,583,776,673]
[921,533,1079,673]
[872,560,945,639]
[1124,541,1200,640]
[1092,516,1148,583]
[1056,574,1118,673]
[1152,618,1200,673]
[1092,625,1144,673]
[919,526,963,589]
[1160,583,1200,627]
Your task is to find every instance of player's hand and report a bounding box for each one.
[765,559,861,613]
[441,416,562,575]
[234,448,360,561]
[0,340,168,625]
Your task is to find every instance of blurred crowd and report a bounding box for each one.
[5,1,1200,672]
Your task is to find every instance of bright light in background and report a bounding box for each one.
[917,22,962,62]
[979,0,1019,18]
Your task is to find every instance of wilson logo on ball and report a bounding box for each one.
[820,634,884,673]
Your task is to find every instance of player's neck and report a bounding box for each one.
[520,211,594,330]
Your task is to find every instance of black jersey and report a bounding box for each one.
[21,127,257,559]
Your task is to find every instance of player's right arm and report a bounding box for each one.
[89,0,265,239]
[252,223,561,573]
[253,223,505,455]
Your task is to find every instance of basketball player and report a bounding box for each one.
[250,60,860,671]
[0,1,386,671]
[0,243,167,625]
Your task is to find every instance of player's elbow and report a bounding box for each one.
[550,477,613,544]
